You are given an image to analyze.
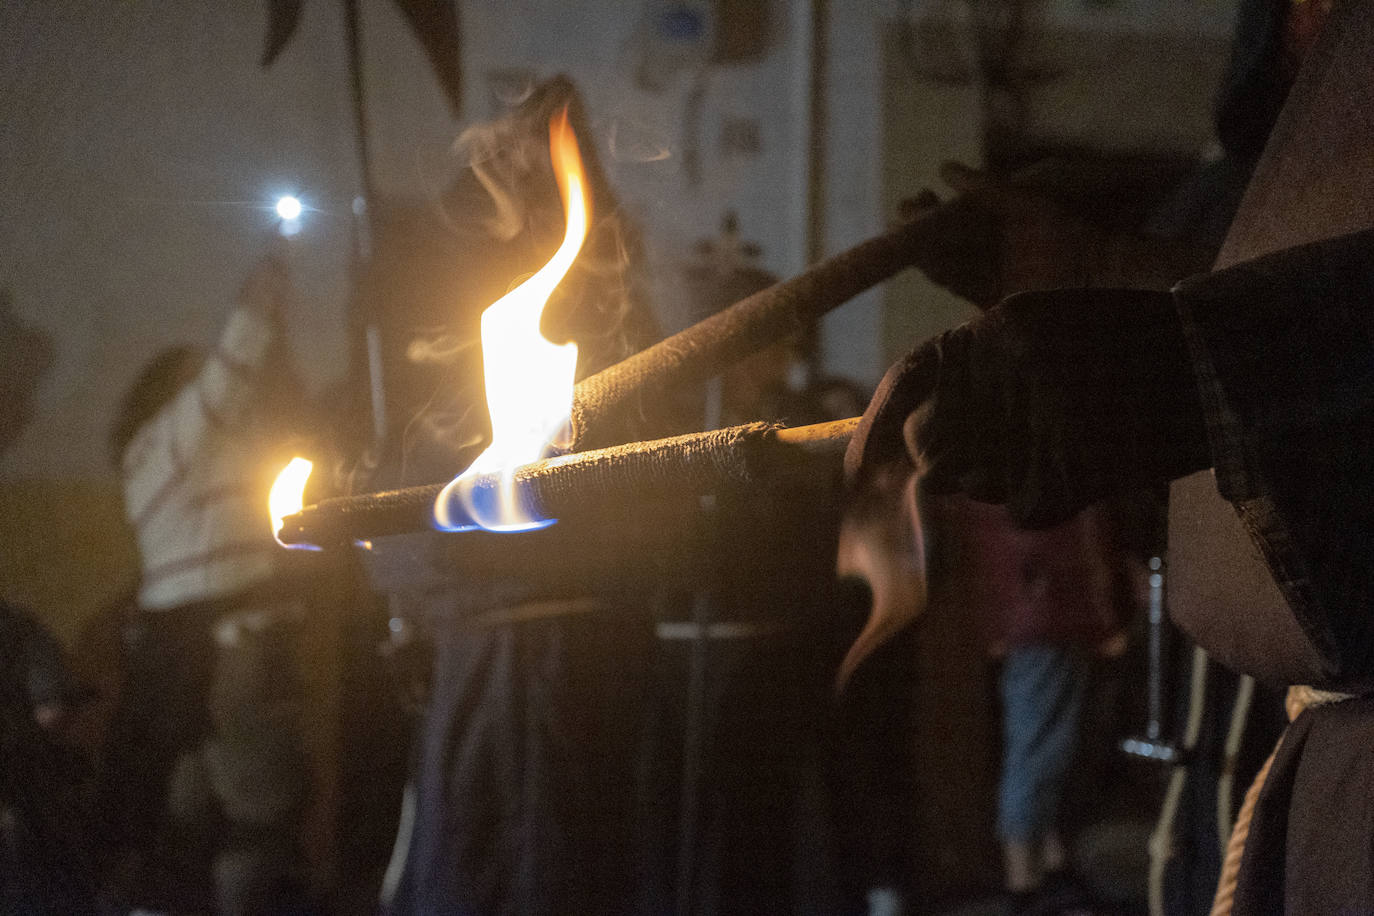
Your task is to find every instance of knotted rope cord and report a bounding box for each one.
[1209,685,1357,915]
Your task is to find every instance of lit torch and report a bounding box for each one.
[434,107,589,532]
[270,456,318,549]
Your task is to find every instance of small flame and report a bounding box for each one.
[435,108,588,532]
[269,456,315,548]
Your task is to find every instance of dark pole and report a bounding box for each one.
[800,0,828,373]
[569,212,937,451]
[343,0,387,446]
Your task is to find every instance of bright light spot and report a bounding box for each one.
[275,195,303,221]
[269,456,316,548]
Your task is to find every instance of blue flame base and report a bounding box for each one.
[432,473,557,533]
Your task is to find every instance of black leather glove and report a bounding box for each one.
[846,288,1212,528]
[901,161,1212,309]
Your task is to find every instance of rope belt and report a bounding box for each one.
[1208,684,1359,916]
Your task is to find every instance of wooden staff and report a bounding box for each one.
[569,214,938,450]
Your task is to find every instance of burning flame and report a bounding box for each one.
[434,107,588,532]
[269,456,316,548]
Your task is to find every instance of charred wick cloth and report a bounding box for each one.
[122,307,279,612]
[278,419,855,546]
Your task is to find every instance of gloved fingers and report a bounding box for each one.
[844,333,946,485]
[937,158,1063,201]
[871,288,1206,530]
[910,159,1096,308]
[897,188,944,222]
[938,160,991,194]
[901,399,1001,504]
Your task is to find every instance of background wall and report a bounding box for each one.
[0,0,823,634]
[877,1,1236,368]
[2,0,1236,637]
[0,0,828,483]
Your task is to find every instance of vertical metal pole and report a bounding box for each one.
[676,582,712,915]
[1146,555,1166,742]
[343,0,387,448]
[800,0,828,371]
[804,0,828,269]
[676,378,722,915]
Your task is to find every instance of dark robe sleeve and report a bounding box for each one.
[1173,226,1374,687]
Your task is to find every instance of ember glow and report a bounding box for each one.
[434,108,588,532]
[269,456,317,549]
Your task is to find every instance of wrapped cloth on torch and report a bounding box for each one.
[275,418,857,547]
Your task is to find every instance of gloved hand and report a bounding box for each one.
[902,161,1098,309]
[846,287,1212,529]
[903,161,1211,308]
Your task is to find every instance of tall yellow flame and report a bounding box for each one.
[434,108,588,531]
[269,456,314,547]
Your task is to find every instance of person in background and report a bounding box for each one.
[0,298,100,913]
[0,291,54,457]
[104,241,316,915]
[840,454,1141,916]
[943,495,1140,913]
[843,143,1196,912]
[370,79,664,916]
[1,596,101,914]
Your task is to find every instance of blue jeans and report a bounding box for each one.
[996,645,1089,843]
